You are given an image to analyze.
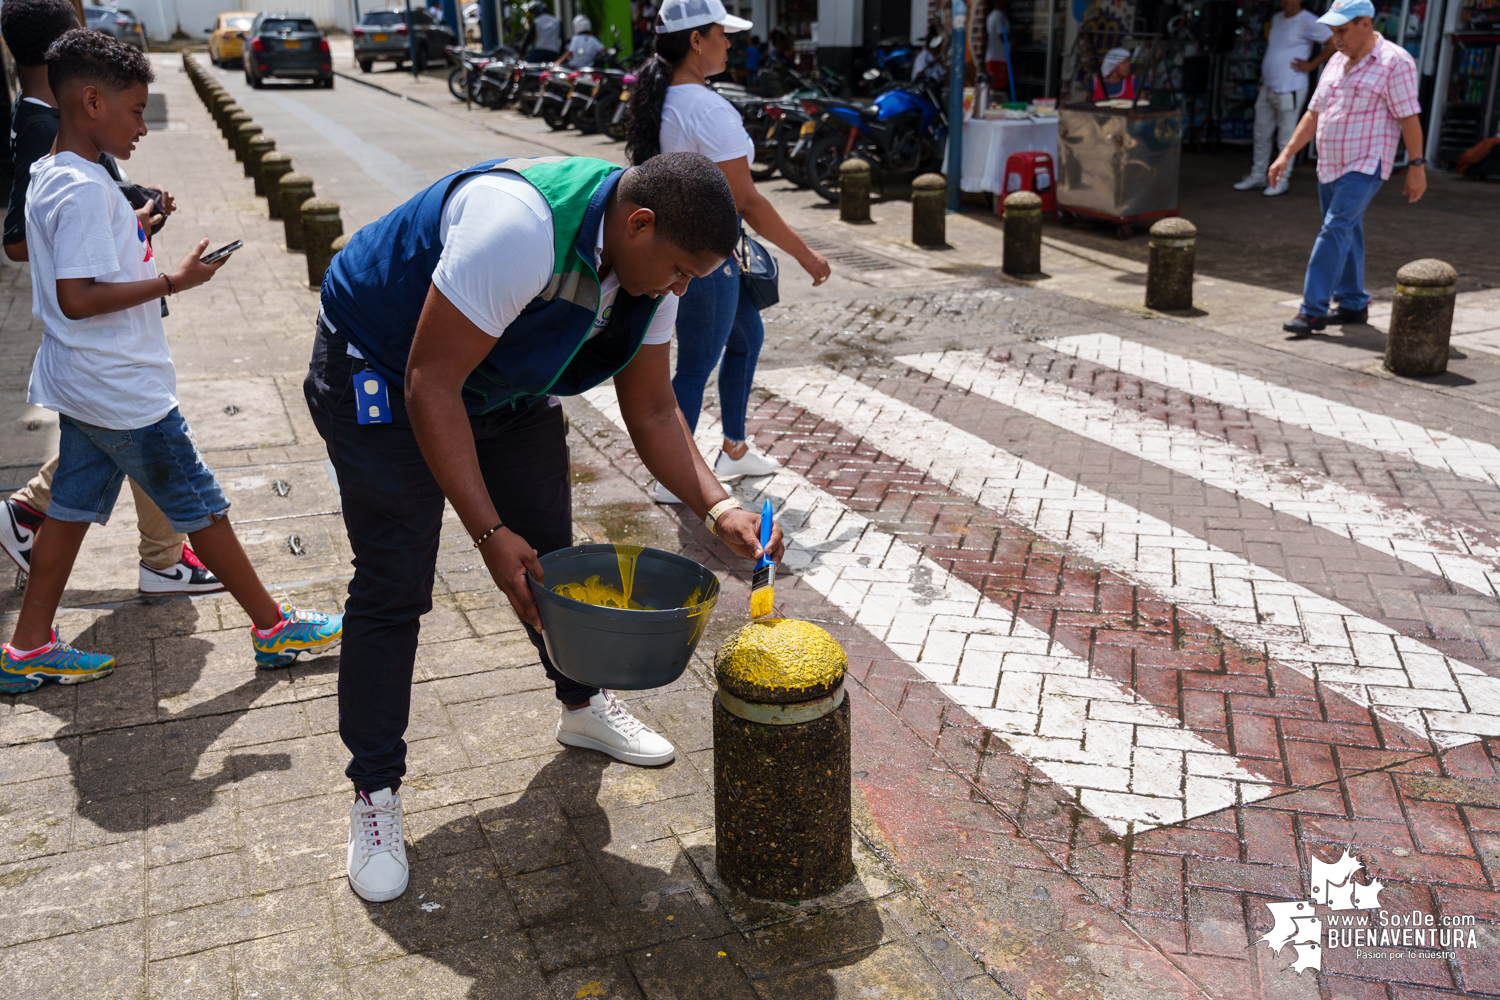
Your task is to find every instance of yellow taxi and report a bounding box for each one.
[207,12,257,66]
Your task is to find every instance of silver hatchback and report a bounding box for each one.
[84,7,148,51]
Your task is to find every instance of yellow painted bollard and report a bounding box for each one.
[1385,259,1459,377]
[301,199,343,288]
[714,619,853,900]
[278,174,315,249]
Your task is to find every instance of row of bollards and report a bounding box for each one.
[837,161,949,249]
[181,53,343,287]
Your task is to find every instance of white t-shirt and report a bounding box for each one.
[659,84,754,165]
[533,13,561,50]
[431,171,678,345]
[25,151,176,431]
[562,33,606,67]
[985,9,1008,63]
[1262,10,1332,94]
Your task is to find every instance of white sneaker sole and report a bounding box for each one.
[348,869,409,902]
[556,727,676,766]
[138,576,228,594]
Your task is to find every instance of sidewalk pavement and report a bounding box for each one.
[1,50,1498,1000]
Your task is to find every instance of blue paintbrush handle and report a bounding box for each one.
[756,498,774,568]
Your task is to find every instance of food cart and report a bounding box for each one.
[1055,103,1183,238]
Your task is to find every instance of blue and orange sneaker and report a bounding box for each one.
[1,630,114,690]
[252,603,343,669]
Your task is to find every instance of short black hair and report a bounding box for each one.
[0,0,77,67]
[618,152,738,260]
[46,27,154,95]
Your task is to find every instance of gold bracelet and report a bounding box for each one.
[472,523,504,549]
[704,498,741,536]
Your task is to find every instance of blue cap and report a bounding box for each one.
[1319,0,1376,25]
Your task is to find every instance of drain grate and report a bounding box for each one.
[799,233,899,271]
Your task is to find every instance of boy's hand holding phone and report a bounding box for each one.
[170,237,233,292]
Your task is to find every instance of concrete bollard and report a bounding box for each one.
[713,619,853,901]
[910,172,946,248]
[260,153,294,217]
[246,135,275,191]
[233,122,262,164]
[838,158,871,224]
[211,95,234,128]
[1385,259,1459,378]
[278,174,315,249]
[1145,217,1197,311]
[223,110,250,146]
[1001,191,1043,277]
[301,199,343,287]
[330,234,350,255]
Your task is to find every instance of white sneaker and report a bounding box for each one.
[347,788,409,902]
[139,548,226,594]
[1263,176,1290,196]
[651,481,682,504]
[556,691,675,766]
[713,446,780,479]
[1233,174,1268,190]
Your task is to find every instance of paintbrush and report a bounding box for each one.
[749,498,776,620]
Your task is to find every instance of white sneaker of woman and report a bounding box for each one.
[713,446,780,478]
[347,787,409,901]
[557,691,675,765]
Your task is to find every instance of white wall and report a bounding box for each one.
[815,0,858,46]
[132,0,354,40]
[909,0,926,40]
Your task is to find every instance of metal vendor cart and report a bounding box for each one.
[1055,104,1183,238]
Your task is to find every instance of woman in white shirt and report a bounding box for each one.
[626,0,829,501]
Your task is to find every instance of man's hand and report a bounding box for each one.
[1404,164,1426,203]
[135,198,163,234]
[716,508,786,564]
[1291,57,1315,72]
[478,527,546,630]
[1268,154,1291,188]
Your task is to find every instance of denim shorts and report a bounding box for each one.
[49,408,230,533]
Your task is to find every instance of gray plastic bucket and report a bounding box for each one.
[527,544,721,690]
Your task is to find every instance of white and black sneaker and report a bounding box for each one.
[1,498,44,573]
[139,547,226,594]
[557,691,675,766]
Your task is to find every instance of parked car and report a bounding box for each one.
[206,12,257,67]
[243,14,333,88]
[84,6,147,51]
[352,9,455,73]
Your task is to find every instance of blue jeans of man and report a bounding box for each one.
[1300,168,1385,318]
[671,258,765,442]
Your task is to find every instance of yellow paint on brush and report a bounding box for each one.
[749,587,774,619]
[715,618,847,693]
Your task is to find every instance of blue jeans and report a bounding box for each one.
[1300,168,1384,318]
[50,408,229,532]
[671,258,765,443]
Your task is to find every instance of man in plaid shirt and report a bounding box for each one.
[1268,0,1426,337]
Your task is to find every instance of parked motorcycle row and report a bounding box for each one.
[442,40,949,204]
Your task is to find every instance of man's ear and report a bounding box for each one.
[79,84,103,118]
[626,206,657,240]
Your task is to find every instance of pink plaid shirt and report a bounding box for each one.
[1307,35,1421,183]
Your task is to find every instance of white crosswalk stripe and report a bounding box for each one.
[898,350,1500,597]
[755,367,1500,750]
[1045,333,1500,488]
[584,385,1275,835]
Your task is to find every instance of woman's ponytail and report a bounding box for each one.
[624,26,694,165]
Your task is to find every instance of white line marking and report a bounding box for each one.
[585,385,1274,835]
[755,367,1500,750]
[1044,333,1500,488]
[898,350,1500,597]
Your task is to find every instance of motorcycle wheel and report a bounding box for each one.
[571,103,598,134]
[448,65,467,100]
[596,95,627,140]
[806,132,848,204]
[775,134,809,188]
[542,101,569,130]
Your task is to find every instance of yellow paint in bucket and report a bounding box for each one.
[550,545,707,612]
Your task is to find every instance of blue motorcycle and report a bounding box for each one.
[801,78,947,204]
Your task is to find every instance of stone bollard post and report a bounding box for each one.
[838,158,871,224]
[1001,191,1043,277]
[260,153,294,218]
[211,95,234,128]
[910,172,946,248]
[223,110,250,146]
[1385,259,1459,377]
[713,619,853,900]
[1145,217,1197,311]
[233,122,262,164]
[246,135,275,191]
[278,174,315,249]
[330,234,350,255]
[301,199,343,287]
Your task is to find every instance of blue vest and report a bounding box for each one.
[319,156,662,415]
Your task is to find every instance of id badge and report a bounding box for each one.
[353,367,392,425]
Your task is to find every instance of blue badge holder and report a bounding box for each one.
[353,367,392,425]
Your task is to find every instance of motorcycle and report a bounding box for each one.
[447,44,519,107]
[554,42,626,133]
[538,68,578,129]
[592,69,634,140]
[712,84,783,179]
[514,60,552,115]
[473,51,523,108]
[801,78,947,203]
[856,37,916,95]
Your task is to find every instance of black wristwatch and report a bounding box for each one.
[1408,157,1426,167]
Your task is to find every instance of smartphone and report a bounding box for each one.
[200,239,243,265]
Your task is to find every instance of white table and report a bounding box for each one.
[942,117,1060,194]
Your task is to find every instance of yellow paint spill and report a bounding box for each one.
[715,618,847,692]
[575,982,607,998]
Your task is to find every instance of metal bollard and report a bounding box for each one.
[910,172,946,248]
[713,619,853,901]
[839,158,871,224]
[300,198,343,287]
[223,110,250,145]
[233,122,262,164]
[1385,259,1459,378]
[1001,191,1043,277]
[246,135,275,192]
[278,174,315,249]
[260,153,294,218]
[1145,217,1197,311]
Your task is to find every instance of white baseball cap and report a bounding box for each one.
[656,0,752,34]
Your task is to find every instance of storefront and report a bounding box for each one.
[1427,0,1500,166]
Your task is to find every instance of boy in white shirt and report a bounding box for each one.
[0,30,342,693]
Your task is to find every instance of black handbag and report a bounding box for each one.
[738,233,779,311]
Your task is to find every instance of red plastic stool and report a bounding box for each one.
[1001,151,1057,214]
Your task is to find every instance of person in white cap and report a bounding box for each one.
[1267,0,1424,337]
[554,13,605,68]
[625,0,830,502]
[1092,47,1136,101]
[1233,0,1335,196]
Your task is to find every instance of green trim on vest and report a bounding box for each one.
[505,156,620,274]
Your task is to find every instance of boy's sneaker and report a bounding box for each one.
[348,787,409,902]
[140,547,226,594]
[252,603,343,668]
[557,691,675,765]
[713,446,781,479]
[1,630,114,688]
[1,498,45,573]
